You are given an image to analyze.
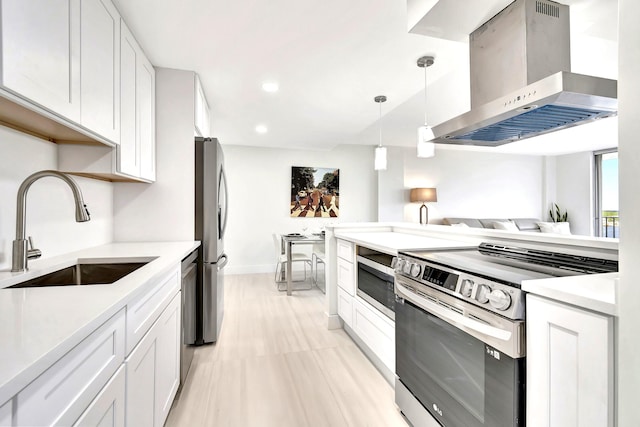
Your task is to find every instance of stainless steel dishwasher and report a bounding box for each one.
[181,249,198,386]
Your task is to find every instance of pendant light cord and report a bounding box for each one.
[423,65,428,126]
[378,100,383,148]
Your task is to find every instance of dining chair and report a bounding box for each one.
[312,243,326,294]
[273,233,313,291]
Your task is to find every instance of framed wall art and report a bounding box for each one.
[290,166,339,217]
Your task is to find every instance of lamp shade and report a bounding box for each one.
[374,146,387,170]
[410,187,437,203]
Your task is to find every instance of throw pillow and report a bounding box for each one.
[537,221,571,235]
[492,221,519,231]
[450,223,470,228]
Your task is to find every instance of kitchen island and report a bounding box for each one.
[0,241,199,426]
[326,222,619,427]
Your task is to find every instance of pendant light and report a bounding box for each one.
[374,95,388,170]
[417,56,435,158]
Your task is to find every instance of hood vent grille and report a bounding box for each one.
[536,1,559,18]
[449,104,611,145]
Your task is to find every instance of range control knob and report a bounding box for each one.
[460,279,474,297]
[394,258,404,272]
[403,262,412,275]
[410,263,422,278]
[488,289,512,310]
[475,284,491,304]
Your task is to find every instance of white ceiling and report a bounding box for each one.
[113,0,619,155]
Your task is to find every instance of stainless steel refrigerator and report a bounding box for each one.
[193,137,228,344]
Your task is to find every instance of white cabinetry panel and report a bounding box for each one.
[154,295,181,424]
[1,0,81,121]
[0,399,12,426]
[337,258,355,296]
[74,365,125,427]
[337,239,354,262]
[126,266,180,354]
[118,20,156,181]
[126,293,181,427]
[337,287,353,327]
[15,309,125,426]
[353,298,395,373]
[527,295,614,427]
[80,0,121,144]
[125,325,156,427]
[138,54,156,181]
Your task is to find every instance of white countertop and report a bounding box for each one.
[522,273,618,316]
[0,241,199,404]
[334,231,477,254]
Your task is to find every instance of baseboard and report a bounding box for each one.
[326,313,342,330]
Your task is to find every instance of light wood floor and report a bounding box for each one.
[166,273,408,427]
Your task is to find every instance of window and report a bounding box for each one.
[594,150,619,238]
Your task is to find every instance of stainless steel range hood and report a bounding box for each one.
[430,0,617,147]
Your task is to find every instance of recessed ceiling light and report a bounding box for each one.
[261,82,279,93]
[255,125,268,134]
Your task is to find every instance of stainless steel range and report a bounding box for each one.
[393,242,618,427]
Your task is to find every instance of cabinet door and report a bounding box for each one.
[527,295,614,427]
[74,366,125,427]
[125,333,156,427]
[138,54,156,181]
[337,257,355,296]
[154,295,181,426]
[1,0,81,120]
[80,0,121,144]
[352,298,395,374]
[118,20,156,181]
[118,21,140,177]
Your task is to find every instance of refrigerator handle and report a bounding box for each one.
[219,165,229,239]
[216,253,229,271]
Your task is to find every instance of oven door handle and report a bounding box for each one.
[396,282,512,342]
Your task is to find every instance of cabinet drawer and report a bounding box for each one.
[337,239,354,262]
[337,257,355,296]
[126,265,180,354]
[0,399,12,426]
[74,365,125,427]
[337,287,353,327]
[353,298,395,373]
[15,309,125,427]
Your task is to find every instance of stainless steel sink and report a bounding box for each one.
[8,261,150,288]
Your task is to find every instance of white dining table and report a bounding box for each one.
[281,233,325,296]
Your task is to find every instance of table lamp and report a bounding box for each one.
[410,188,437,225]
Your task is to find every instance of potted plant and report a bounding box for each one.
[549,203,568,223]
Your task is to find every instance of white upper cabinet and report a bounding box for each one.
[118,20,156,181]
[138,54,156,181]
[1,0,81,121]
[80,0,121,144]
[194,75,211,137]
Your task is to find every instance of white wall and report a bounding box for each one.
[224,144,377,274]
[0,127,113,271]
[617,0,640,422]
[113,68,196,242]
[552,151,594,236]
[378,147,545,224]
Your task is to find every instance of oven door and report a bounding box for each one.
[395,280,525,427]
[356,260,395,319]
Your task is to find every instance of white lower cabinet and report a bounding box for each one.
[337,287,353,327]
[352,298,395,373]
[74,365,126,427]
[337,257,355,296]
[126,292,181,427]
[527,294,614,427]
[0,398,12,426]
[15,309,125,426]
